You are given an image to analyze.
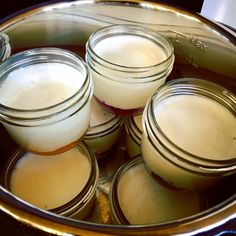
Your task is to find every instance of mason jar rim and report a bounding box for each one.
[0,47,90,114]
[86,24,174,71]
[144,78,236,169]
[2,142,99,216]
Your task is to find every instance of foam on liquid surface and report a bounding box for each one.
[10,147,91,210]
[118,161,201,224]
[94,35,167,67]
[154,95,236,160]
[0,63,85,109]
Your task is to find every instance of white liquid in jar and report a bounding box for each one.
[154,95,236,160]
[89,34,172,111]
[89,98,115,128]
[0,62,91,154]
[84,98,122,155]
[10,147,91,210]
[117,160,202,224]
[94,35,166,67]
[0,63,84,109]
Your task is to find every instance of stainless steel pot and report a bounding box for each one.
[0,1,235,235]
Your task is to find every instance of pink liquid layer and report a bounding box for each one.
[94,96,143,117]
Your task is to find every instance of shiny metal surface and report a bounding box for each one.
[0,0,235,235]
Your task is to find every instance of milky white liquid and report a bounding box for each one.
[10,147,91,210]
[155,95,236,160]
[89,35,171,110]
[84,98,122,154]
[117,160,202,224]
[0,63,91,153]
[142,94,236,190]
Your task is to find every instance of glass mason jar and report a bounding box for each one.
[86,24,174,116]
[3,142,99,220]
[83,98,124,159]
[141,78,236,191]
[0,33,11,62]
[110,157,205,225]
[125,114,143,158]
[0,48,93,155]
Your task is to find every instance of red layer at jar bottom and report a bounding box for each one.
[94,96,143,116]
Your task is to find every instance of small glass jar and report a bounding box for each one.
[125,114,142,158]
[141,78,236,191]
[0,48,93,155]
[0,33,11,62]
[86,24,174,116]
[83,98,124,159]
[110,157,205,225]
[3,142,99,220]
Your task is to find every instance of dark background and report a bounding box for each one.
[0,0,204,20]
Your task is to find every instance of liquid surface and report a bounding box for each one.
[90,98,115,127]
[0,63,85,109]
[94,35,167,67]
[117,160,201,224]
[154,95,236,160]
[10,147,91,210]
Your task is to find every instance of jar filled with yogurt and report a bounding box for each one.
[4,142,99,220]
[86,24,174,116]
[83,98,124,159]
[141,78,236,191]
[0,33,11,62]
[0,48,93,155]
[110,157,205,225]
[125,114,142,158]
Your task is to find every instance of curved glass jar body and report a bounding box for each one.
[0,33,11,62]
[125,114,142,158]
[84,98,124,159]
[3,142,99,220]
[110,157,205,225]
[86,24,175,116]
[141,78,236,191]
[0,48,93,155]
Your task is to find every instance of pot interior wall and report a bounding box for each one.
[0,1,235,235]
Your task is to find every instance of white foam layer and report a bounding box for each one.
[0,63,85,109]
[117,161,201,224]
[154,95,236,160]
[94,35,166,67]
[10,147,91,210]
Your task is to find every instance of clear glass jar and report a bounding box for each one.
[0,33,11,61]
[125,114,142,158]
[0,48,93,155]
[86,24,174,116]
[3,142,99,220]
[83,98,124,159]
[141,78,236,191]
[110,156,205,225]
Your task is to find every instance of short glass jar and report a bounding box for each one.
[125,114,142,158]
[141,78,236,191]
[110,157,205,225]
[83,98,124,159]
[3,142,99,220]
[86,24,174,116]
[0,33,11,62]
[0,48,93,155]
